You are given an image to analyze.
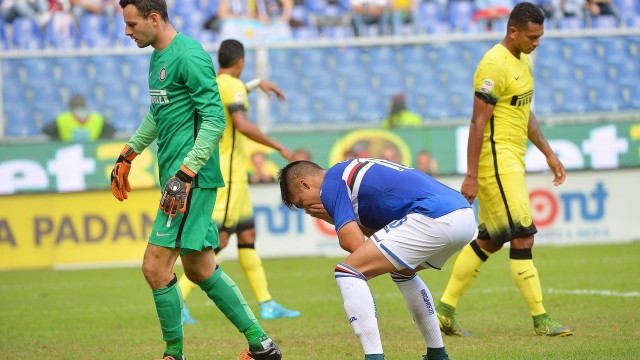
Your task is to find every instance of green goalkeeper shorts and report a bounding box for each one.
[148,187,220,253]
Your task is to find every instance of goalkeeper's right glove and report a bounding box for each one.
[110,145,137,201]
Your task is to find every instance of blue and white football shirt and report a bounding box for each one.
[320,158,471,232]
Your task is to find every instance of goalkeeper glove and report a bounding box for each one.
[159,165,195,217]
[110,145,137,201]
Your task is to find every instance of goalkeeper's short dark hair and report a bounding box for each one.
[508,2,545,29]
[219,39,245,68]
[119,0,169,22]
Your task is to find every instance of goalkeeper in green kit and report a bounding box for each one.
[109,1,281,359]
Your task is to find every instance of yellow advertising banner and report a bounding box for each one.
[0,189,162,270]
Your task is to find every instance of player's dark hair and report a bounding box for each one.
[278,160,324,210]
[218,39,245,68]
[508,2,544,29]
[119,0,169,22]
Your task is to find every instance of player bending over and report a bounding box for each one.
[278,159,477,360]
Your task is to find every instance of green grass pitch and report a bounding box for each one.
[1,242,639,359]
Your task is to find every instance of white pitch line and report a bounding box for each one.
[546,288,640,298]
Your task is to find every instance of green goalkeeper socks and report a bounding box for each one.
[152,274,184,357]
[199,266,269,350]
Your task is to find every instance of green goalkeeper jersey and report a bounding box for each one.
[127,33,226,189]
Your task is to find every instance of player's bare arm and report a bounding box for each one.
[246,79,286,101]
[231,111,294,161]
[336,221,367,253]
[461,96,494,204]
[527,111,566,186]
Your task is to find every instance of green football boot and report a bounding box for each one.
[436,302,471,337]
[533,313,574,337]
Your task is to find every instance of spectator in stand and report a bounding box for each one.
[380,145,402,163]
[292,147,312,161]
[350,0,391,36]
[70,0,117,25]
[416,150,439,176]
[549,0,585,27]
[0,0,50,26]
[217,0,293,42]
[390,0,418,35]
[249,151,279,183]
[43,93,116,142]
[472,0,513,30]
[381,93,422,129]
[584,0,620,27]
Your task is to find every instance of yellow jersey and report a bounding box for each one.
[217,73,250,184]
[473,43,534,177]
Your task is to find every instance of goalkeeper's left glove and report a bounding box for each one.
[110,145,137,201]
[159,165,195,217]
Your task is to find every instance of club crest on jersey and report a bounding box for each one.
[159,67,167,82]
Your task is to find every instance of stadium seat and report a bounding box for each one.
[180,12,207,38]
[448,85,473,118]
[597,36,630,65]
[90,56,124,83]
[533,89,556,116]
[171,0,201,17]
[5,107,40,137]
[576,61,609,87]
[0,18,7,50]
[21,58,56,88]
[45,13,80,49]
[332,47,364,70]
[111,104,142,132]
[591,15,619,29]
[628,84,640,108]
[615,60,639,86]
[293,48,329,72]
[557,16,585,30]
[11,17,43,50]
[422,90,452,120]
[317,96,349,123]
[448,0,475,30]
[352,94,386,123]
[79,13,112,48]
[556,86,588,113]
[562,38,597,66]
[461,41,492,67]
[587,84,628,112]
[2,59,22,85]
[277,97,315,124]
[534,38,563,67]
[34,99,66,125]
[367,46,402,73]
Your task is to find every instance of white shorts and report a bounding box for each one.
[370,208,476,271]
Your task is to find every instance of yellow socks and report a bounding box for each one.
[178,273,197,301]
[510,248,545,316]
[238,246,271,303]
[440,241,491,308]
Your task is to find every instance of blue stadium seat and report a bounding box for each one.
[180,12,207,38]
[276,97,315,124]
[171,0,201,17]
[577,62,609,86]
[374,73,406,97]
[90,56,124,82]
[3,81,29,106]
[533,89,556,116]
[2,59,22,85]
[79,14,112,48]
[12,17,43,50]
[352,94,385,123]
[111,104,142,132]
[534,38,563,67]
[332,47,364,69]
[461,41,492,67]
[422,90,452,120]
[556,86,588,113]
[34,99,66,125]
[588,84,628,111]
[557,16,585,30]
[318,96,349,123]
[5,107,39,137]
[293,48,329,71]
[21,58,56,88]
[563,38,598,66]
[449,85,473,118]
[591,15,619,29]
[0,18,7,50]
[448,0,475,30]
[628,84,640,108]
[597,36,630,65]
[123,55,150,83]
[45,13,80,49]
[269,49,294,70]
[367,46,401,73]
[615,60,639,86]
[416,1,446,33]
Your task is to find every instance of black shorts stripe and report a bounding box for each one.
[175,190,194,248]
[470,240,489,262]
[489,115,516,235]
